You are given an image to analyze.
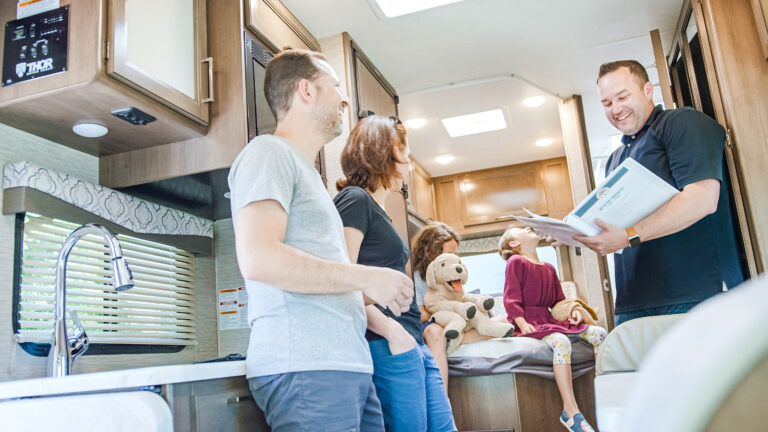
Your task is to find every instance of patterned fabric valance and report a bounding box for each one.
[3,161,213,238]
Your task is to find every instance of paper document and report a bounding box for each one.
[513,158,679,247]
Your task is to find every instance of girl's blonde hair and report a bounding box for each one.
[498,225,522,260]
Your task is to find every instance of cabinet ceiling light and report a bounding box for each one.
[435,154,454,164]
[372,0,462,18]
[441,109,507,137]
[523,96,546,107]
[72,122,108,138]
[536,137,554,147]
[405,118,427,129]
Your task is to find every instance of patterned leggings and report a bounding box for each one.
[542,326,607,365]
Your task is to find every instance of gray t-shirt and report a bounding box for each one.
[228,135,371,378]
[414,270,428,306]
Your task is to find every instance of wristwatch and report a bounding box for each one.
[626,226,641,248]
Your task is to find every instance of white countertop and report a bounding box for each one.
[0,360,246,400]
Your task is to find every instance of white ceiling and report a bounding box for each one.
[282,0,683,177]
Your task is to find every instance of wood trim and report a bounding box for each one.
[670,0,694,59]
[558,95,614,329]
[752,0,768,62]
[650,29,676,108]
[108,0,210,124]
[670,60,686,106]
[261,0,320,51]
[679,28,704,111]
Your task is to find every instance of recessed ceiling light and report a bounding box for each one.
[441,109,507,138]
[373,0,462,18]
[523,96,546,107]
[435,154,454,164]
[536,137,554,147]
[72,122,108,138]
[405,118,427,129]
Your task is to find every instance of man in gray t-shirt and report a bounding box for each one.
[229,49,413,431]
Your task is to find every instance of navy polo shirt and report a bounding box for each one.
[606,105,742,314]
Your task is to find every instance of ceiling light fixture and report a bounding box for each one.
[441,109,507,138]
[435,154,454,164]
[536,137,554,147]
[372,0,462,18]
[523,96,546,107]
[405,118,427,129]
[72,122,108,138]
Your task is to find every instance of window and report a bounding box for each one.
[13,213,196,354]
[462,246,560,296]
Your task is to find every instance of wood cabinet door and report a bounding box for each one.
[459,164,547,226]
[107,0,211,124]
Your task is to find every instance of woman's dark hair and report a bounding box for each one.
[411,222,461,277]
[336,115,407,192]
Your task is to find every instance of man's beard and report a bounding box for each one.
[314,103,343,141]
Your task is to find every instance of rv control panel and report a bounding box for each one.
[2,6,68,86]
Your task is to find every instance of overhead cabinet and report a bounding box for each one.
[0,0,211,156]
[107,0,211,124]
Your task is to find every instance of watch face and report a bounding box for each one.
[629,236,641,248]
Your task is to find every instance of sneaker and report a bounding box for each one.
[559,410,596,432]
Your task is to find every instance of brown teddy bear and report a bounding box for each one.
[424,253,515,353]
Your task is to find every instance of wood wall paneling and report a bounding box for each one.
[701,0,768,272]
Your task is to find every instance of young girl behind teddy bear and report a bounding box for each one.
[499,225,606,432]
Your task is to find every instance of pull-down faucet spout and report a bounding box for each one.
[49,224,134,377]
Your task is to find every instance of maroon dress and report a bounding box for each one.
[503,255,588,339]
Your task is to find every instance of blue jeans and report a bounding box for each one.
[614,302,699,327]
[368,339,457,432]
[248,370,384,431]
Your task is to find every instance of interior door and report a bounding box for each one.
[666,3,757,281]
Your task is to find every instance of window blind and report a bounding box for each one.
[16,213,197,346]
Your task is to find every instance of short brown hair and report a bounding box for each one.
[411,222,461,277]
[264,49,328,120]
[597,60,649,85]
[336,116,407,192]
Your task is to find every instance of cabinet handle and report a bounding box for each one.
[227,395,253,405]
[202,57,214,103]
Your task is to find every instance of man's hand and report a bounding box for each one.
[362,267,414,317]
[573,219,629,255]
[384,318,417,355]
[569,310,583,325]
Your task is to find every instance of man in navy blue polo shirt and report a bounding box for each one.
[574,60,743,326]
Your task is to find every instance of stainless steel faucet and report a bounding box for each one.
[49,224,134,377]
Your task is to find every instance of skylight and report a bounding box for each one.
[373,0,462,18]
[441,109,507,138]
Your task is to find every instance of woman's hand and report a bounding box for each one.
[569,310,583,325]
[384,318,417,355]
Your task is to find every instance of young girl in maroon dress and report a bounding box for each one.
[499,226,606,432]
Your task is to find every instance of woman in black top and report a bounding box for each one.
[334,116,456,432]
